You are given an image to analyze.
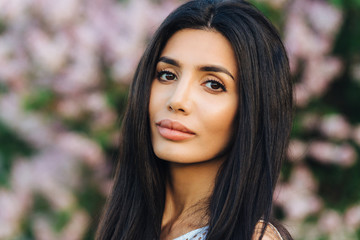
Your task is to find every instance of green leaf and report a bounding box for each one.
[0,120,34,187]
[23,88,55,112]
[329,0,344,7]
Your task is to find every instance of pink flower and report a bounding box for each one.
[294,83,311,107]
[274,166,322,220]
[285,14,331,60]
[33,215,56,240]
[254,0,289,10]
[56,98,83,119]
[306,1,343,37]
[308,141,357,167]
[302,57,343,97]
[319,114,351,140]
[0,0,31,24]
[60,210,89,240]
[352,125,360,146]
[0,190,30,238]
[345,205,360,229]
[35,0,81,27]
[26,28,70,74]
[56,132,105,168]
[318,210,342,234]
[0,94,55,148]
[287,139,307,162]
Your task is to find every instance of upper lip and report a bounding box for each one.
[156,119,195,134]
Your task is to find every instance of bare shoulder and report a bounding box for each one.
[252,220,283,240]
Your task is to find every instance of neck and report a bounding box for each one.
[161,158,223,237]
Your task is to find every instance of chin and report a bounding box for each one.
[154,149,223,165]
[155,151,199,164]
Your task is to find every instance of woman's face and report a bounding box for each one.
[149,29,238,164]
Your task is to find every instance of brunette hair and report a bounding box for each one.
[96,0,293,239]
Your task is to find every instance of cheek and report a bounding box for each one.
[197,103,237,160]
[149,81,169,113]
[201,100,237,135]
[149,82,161,120]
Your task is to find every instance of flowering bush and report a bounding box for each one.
[0,0,359,239]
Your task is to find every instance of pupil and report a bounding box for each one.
[166,73,174,80]
[211,82,220,89]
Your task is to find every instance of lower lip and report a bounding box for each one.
[157,126,195,141]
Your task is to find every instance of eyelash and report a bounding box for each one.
[204,79,227,92]
[156,70,227,92]
[157,70,177,81]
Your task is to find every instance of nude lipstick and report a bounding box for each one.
[156,119,195,141]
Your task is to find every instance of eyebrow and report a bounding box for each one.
[199,66,234,80]
[158,56,180,67]
[158,56,235,80]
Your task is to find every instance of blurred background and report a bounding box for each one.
[0,0,359,239]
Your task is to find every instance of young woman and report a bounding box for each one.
[96,0,293,239]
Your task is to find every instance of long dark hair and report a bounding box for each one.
[96,0,293,239]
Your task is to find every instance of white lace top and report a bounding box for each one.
[173,226,209,240]
[173,221,283,240]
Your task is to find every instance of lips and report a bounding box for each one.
[156,119,195,141]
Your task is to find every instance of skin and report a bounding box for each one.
[149,29,238,164]
[149,29,238,240]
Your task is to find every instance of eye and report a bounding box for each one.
[157,70,177,81]
[204,80,227,92]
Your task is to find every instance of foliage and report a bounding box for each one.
[0,0,359,239]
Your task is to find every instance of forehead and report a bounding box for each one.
[160,29,238,78]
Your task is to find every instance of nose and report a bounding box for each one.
[166,75,192,114]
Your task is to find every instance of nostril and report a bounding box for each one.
[167,103,186,113]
